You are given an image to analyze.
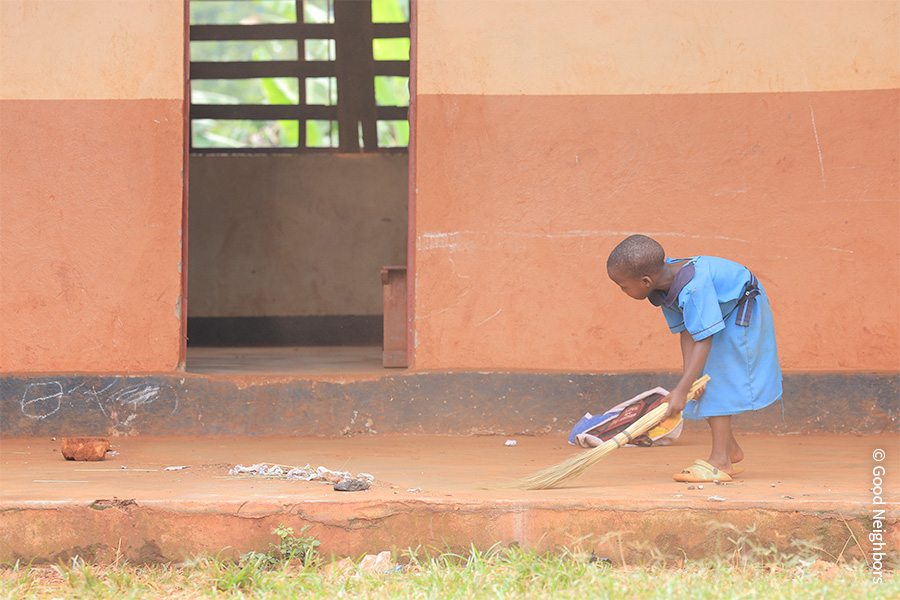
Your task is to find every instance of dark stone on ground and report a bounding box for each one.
[334,479,370,492]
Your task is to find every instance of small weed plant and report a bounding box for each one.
[241,524,321,569]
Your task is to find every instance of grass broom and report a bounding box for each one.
[504,375,710,490]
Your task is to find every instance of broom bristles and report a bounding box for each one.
[504,375,710,490]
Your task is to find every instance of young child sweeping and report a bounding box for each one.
[606,234,783,482]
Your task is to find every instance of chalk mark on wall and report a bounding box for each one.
[476,308,503,327]
[20,382,64,420]
[110,384,161,407]
[803,70,827,192]
[17,379,178,430]
[419,230,755,251]
[808,101,827,190]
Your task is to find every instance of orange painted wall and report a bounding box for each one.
[412,0,900,372]
[0,1,185,372]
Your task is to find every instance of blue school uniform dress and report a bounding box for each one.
[648,256,782,420]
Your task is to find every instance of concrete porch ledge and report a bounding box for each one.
[1,369,897,437]
[1,434,897,565]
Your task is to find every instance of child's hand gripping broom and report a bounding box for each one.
[505,375,710,490]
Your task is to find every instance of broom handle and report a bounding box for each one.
[680,373,709,403]
[607,374,710,449]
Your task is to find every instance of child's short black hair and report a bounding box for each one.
[607,234,665,278]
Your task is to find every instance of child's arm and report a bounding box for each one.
[663,331,712,418]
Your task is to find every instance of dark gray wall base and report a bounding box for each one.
[1,372,896,437]
[187,315,382,346]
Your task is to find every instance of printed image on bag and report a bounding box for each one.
[567,387,683,448]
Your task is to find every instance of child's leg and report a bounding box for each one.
[706,417,745,464]
[706,415,743,475]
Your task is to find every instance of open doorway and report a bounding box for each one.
[184,0,410,374]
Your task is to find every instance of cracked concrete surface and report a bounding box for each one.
[1,433,897,564]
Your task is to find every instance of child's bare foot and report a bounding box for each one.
[705,456,735,476]
[706,416,744,476]
[728,434,744,465]
[706,450,743,476]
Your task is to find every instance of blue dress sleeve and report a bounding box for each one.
[661,304,686,334]
[680,280,726,341]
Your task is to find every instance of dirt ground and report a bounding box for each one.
[2,432,897,507]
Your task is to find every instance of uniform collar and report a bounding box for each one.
[648,262,695,307]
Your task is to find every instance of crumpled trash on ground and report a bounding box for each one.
[228,463,375,487]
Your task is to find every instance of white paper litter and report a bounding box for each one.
[164,465,188,471]
[228,462,375,485]
[286,466,318,480]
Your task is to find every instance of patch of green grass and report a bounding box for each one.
[1,546,896,600]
